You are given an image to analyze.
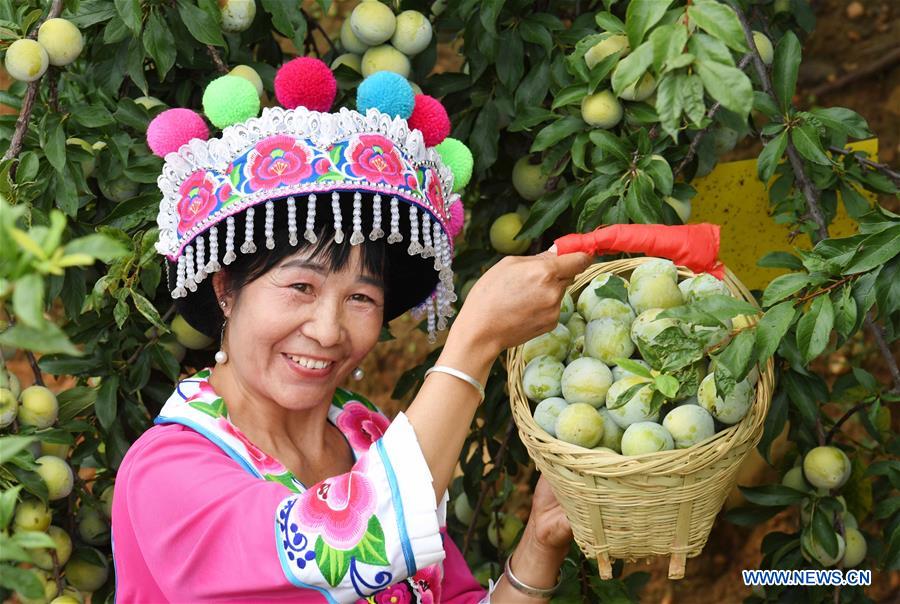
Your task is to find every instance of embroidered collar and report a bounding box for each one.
[155,367,391,493]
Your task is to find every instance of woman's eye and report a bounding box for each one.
[291,283,313,294]
[350,293,375,304]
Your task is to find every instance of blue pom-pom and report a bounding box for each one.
[356,71,415,119]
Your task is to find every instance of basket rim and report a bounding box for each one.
[508,257,774,477]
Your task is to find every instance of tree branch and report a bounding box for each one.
[864,312,900,394]
[301,8,338,56]
[825,400,873,444]
[462,418,516,555]
[1,0,64,173]
[673,53,754,179]
[727,0,829,242]
[810,46,900,99]
[205,45,229,75]
[829,146,900,185]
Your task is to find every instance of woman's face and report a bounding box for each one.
[217,245,385,410]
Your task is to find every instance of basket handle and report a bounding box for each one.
[553,223,726,278]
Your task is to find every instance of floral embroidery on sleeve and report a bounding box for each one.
[336,402,390,452]
[216,418,288,476]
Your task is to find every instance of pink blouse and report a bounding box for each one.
[111,368,488,603]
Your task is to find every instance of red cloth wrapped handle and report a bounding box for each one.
[554,224,725,279]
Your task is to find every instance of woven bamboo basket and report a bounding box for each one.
[508,258,774,579]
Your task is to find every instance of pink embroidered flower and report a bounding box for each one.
[314,157,330,175]
[184,380,217,404]
[176,172,228,234]
[425,168,446,215]
[412,564,442,604]
[346,135,405,186]
[293,458,376,550]
[405,174,418,190]
[246,135,313,190]
[217,418,288,475]
[373,584,412,604]
[336,402,390,452]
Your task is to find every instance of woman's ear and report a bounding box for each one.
[212,271,233,315]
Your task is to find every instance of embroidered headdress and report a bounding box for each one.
[150,58,473,341]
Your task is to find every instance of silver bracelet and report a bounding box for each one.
[503,554,561,599]
[423,365,485,403]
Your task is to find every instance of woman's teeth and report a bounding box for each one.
[287,355,333,369]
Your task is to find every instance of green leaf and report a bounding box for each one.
[13,273,45,329]
[762,273,811,307]
[130,289,167,331]
[143,9,176,80]
[681,74,706,127]
[687,0,748,52]
[0,436,37,465]
[645,155,673,195]
[43,118,67,174]
[649,23,688,72]
[0,484,23,530]
[518,185,575,240]
[838,182,871,219]
[808,107,871,139]
[612,358,653,379]
[95,374,120,429]
[314,536,351,587]
[758,390,788,465]
[656,74,683,141]
[176,0,224,46]
[11,530,56,549]
[64,234,129,263]
[624,171,661,223]
[588,130,630,162]
[471,103,500,174]
[624,0,673,49]
[715,329,756,383]
[690,294,759,324]
[695,59,753,117]
[595,11,625,33]
[0,565,44,599]
[531,116,584,153]
[844,225,900,274]
[479,0,506,34]
[611,41,653,95]
[833,286,858,340]
[772,31,801,113]
[791,123,830,165]
[755,301,795,363]
[757,251,803,271]
[114,0,141,34]
[608,381,648,410]
[811,506,839,558]
[551,84,589,109]
[739,485,808,506]
[348,516,389,565]
[653,374,679,398]
[725,505,783,526]
[796,294,834,363]
[757,130,788,182]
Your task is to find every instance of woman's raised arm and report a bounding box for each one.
[404,248,593,503]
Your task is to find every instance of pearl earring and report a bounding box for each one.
[352,367,364,381]
[215,313,228,364]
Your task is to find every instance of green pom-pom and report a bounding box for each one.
[435,137,473,192]
[202,75,260,128]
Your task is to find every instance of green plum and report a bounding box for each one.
[565,313,586,340]
[628,273,683,314]
[781,466,812,493]
[561,357,613,408]
[522,356,565,401]
[678,273,731,303]
[522,323,571,364]
[841,529,866,567]
[596,407,624,452]
[697,373,754,424]
[584,318,634,364]
[631,258,678,283]
[621,422,674,455]
[559,291,575,323]
[605,377,659,428]
[582,298,635,325]
[576,274,629,319]
[662,404,715,448]
[555,403,605,448]
[533,397,569,436]
[566,336,585,364]
[802,446,851,490]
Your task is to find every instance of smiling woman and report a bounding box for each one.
[110,58,593,604]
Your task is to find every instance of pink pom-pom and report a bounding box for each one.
[274,57,337,112]
[448,198,464,238]
[408,94,450,147]
[146,109,209,157]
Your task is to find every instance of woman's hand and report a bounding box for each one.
[452,248,593,360]
[526,474,574,551]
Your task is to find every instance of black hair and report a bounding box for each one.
[170,192,437,338]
